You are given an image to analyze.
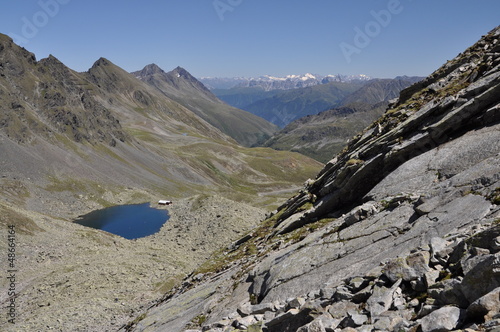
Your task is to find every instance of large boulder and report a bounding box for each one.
[460,254,500,304]
[467,287,500,321]
[419,306,465,332]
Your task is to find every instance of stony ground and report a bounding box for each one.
[0,193,266,332]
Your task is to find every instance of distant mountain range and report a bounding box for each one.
[199,73,371,91]
[213,76,423,129]
[242,81,367,128]
[260,77,424,162]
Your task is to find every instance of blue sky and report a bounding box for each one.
[1,0,499,78]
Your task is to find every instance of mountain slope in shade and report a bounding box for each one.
[263,102,389,163]
[211,86,282,112]
[133,64,278,147]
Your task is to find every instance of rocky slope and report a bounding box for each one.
[125,26,500,332]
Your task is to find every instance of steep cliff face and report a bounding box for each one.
[127,26,500,332]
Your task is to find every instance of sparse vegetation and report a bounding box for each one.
[190,314,207,327]
[346,158,364,166]
[488,187,500,204]
[283,217,334,244]
[380,195,416,211]
[0,205,43,235]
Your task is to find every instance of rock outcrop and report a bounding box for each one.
[124,26,500,332]
[162,223,500,332]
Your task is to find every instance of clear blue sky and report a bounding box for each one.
[1,0,499,78]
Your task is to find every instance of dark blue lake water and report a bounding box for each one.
[74,203,169,240]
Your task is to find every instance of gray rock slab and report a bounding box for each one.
[428,278,468,307]
[467,287,500,321]
[367,279,402,318]
[419,306,464,332]
[382,251,430,283]
[264,308,314,332]
[327,301,359,320]
[342,312,368,328]
[461,253,500,303]
[296,319,327,332]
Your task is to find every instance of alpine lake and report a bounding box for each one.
[73,203,169,239]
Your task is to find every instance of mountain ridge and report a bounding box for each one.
[132,64,279,147]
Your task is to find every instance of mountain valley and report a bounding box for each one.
[0,23,499,332]
[260,77,424,162]
[0,33,322,331]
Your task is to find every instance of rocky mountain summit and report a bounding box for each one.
[125,26,500,332]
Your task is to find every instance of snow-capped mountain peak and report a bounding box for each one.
[199,73,371,90]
